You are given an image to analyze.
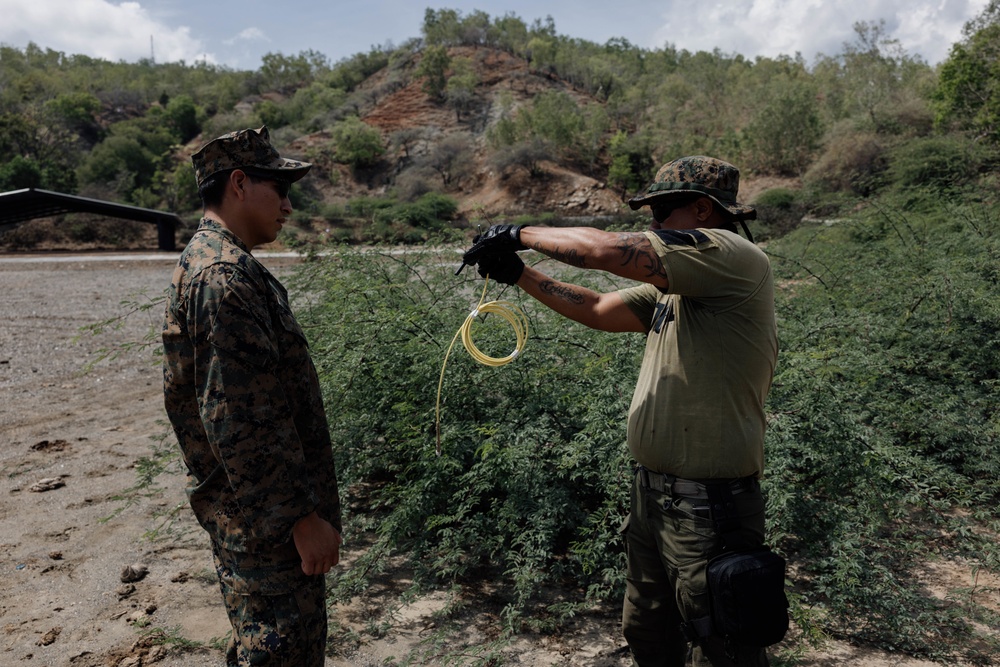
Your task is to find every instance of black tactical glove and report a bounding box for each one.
[462,224,528,267]
[476,252,524,285]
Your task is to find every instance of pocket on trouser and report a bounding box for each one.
[655,497,717,629]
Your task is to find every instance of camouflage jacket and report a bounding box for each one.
[162,218,340,553]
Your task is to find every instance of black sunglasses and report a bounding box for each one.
[649,194,704,223]
[243,170,292,199]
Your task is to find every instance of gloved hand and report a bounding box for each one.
[462,224,528,267]
[476,252,524,285]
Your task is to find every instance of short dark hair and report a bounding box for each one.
[198,169,234,208]
[198,169,290,208]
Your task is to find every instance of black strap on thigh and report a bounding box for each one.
[706,481,745,552]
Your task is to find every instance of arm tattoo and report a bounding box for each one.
[614,233,667,281]
[530,242,587,268]
[539,280,585,305]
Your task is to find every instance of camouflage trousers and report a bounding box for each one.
[212,541,328,667]
[621,469,770,667]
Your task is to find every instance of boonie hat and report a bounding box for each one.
[191,126,312,187]
[628,156,756,221]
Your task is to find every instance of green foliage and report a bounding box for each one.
[884,135,988,191]
[0,155,43,190]
[43,91,101,137]
[289,248,640,629]
[416,45,451,100]
[445,56,479,120]
[765,198,1000,661]
[163,94,201,143]
[607,130,654,197]
[338,193,459,242]
[744,78,824,176]
[259,50,329,93]
[751,187,809,240]
[276,192,1000,660]
[330,116,385,170]
[487,89,606,168]
[934,1,1000,142]
[803,123,888,196]
[284,81,349,131]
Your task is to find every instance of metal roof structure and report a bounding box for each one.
[0,188,181,250]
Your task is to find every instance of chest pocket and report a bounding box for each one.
[267,278,308,347]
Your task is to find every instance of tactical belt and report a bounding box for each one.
[637,466,757,500]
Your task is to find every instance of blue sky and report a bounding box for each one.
[0,0,990,70]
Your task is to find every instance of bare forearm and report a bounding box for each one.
[517,265,644,333]
[519,227,669,288]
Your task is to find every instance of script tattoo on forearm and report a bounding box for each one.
[531,242,587,268]
[539,280,586,305]
[614,233,667,281]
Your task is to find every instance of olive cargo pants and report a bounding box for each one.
[621,469,770,667]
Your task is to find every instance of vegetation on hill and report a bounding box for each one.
[0,4,996,248]
[30,3,1000,664]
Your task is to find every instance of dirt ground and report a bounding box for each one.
[0,251,985,666]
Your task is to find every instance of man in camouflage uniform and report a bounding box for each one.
[461,156,778,666]
[162,126,341,666]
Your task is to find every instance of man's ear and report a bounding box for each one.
[693,196,716,222]
[229,169,249,200]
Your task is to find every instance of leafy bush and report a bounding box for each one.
[743,79,824,176]
[339,194,459,242]
[884,135,987,191]
[289,246,641,628]
[751,187,808,240]
[277,194,1000,662]
[330,116,385,170]
[804,124,887,196]
[765,197,1000,662]
[0,155,43,190]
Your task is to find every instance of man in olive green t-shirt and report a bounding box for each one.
[461,156,778,667]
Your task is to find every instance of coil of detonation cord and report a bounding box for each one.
[435,275,528,455]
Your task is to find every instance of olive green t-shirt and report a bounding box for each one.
[617,228,777,479]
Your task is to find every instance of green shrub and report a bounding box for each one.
[804,124,887,196]
[331,116,385,170]
[884,135,985,191]
[289,247,641,628]
[319,202,346,223]
[764,199,1000,661]
[752,187,808,240]
[276,196,1000,661]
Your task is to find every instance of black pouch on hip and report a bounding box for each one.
[703,481,789,648]
[706,546,789,647]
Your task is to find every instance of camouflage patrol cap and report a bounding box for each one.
[628,156,756,221]
[191,126,311,187]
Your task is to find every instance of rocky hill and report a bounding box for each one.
[284,45,627,223]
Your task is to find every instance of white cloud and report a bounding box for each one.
[0,0,214,64]
[225,27,270,46]
[650,0,989,65]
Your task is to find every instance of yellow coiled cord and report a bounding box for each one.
[435,276,529,455]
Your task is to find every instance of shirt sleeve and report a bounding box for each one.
[188,263,318,545]
[617,283,661,333]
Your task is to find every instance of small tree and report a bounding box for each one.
[934,0,1000,142]
[744,79,824,176]
[445,57,478,121]
[331,116,385,170]
[420,134,474,186]
[416,45,451,100]
[607,130,653,199]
